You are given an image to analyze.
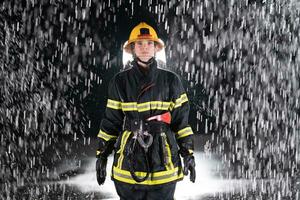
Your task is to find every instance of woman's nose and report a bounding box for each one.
[142,43,148,48]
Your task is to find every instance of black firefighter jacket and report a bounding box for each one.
[97,59,194,186]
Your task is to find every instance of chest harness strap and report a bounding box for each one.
[126,112,171,182]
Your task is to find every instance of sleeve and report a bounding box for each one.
[96,75,124,158]
[169,74,194,157]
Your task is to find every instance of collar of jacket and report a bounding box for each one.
[132,59,158,101]
[132,58,157,78]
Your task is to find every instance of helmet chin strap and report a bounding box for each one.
[135,57,154,65]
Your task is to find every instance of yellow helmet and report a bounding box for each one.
[123,22,164,54]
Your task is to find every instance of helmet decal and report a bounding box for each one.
[139,28,150,36]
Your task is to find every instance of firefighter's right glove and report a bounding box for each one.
[183,154,196,183]
[96,156,107,185]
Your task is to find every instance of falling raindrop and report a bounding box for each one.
[1,0,300,199]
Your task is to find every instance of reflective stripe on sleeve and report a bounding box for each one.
[176,126,193,139]
[112,166,183,185]
[170,93,188,110]
[97,130,117,141]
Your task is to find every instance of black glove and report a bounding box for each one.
[96,156,107,185]
[183,155,196,183]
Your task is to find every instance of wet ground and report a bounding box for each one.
[1,134,299,200]
[6,148,299,200]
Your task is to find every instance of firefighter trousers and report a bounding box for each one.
[114,181,176,200]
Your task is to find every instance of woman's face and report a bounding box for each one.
[133,40,157,62]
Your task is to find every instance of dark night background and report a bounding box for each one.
[1,0,300,199]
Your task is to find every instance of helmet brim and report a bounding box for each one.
[123,39,165,54]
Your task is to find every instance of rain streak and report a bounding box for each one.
[0,0,299,199]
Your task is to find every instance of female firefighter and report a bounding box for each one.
[96,22,196,200]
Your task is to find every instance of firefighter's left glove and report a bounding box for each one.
[96,156,107,185]
[183,154,196,183]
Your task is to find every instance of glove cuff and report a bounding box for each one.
[184,154,194,160]
[183,155,195,167]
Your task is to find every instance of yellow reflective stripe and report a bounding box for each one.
[138,101,170,112]
[117,131,132,168]
[170,93,188,110]
[169,102,175,110]
[97,130,117,141]
[122,102,138,111]
[137,103,150,112]
[107,97,187,112]
[174,93,188,108]
[96,150,101,156]
[188,149,194,154]
[177,127,193,139]
[112,166,183,185]
[121,101,171,112]
[107,99,122,110]
[151,101,170,110]
[165,139,174,170]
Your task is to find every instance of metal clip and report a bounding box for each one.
[133,120,153,153]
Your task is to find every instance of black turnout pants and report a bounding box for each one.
[114,181,176,200]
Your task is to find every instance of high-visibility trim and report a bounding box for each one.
[106,97,187,112]
[164,138,175,170]
[120,101,171,112]
[121,102,138,111]
[138,101,170,112]
[97,130,117,141]
[174,93,188,108]
[112,166,183,185]
[96,150,101,156]
[176,126,193,139]
[107,99,122,110]
[117,131,132,168]
[170,93,188,110]
[188,149,194,154]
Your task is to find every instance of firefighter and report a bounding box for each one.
[96,22,196,200]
